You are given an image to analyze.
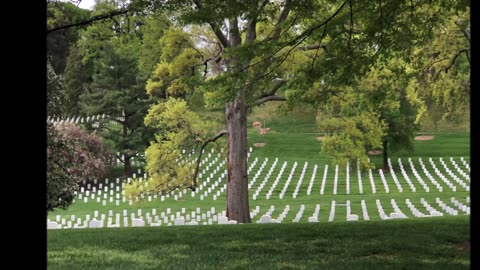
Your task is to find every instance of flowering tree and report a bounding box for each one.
[55,123,115,183]
[47,123,115,212]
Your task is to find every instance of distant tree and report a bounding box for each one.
[47,60,67,116]
[359,54,421,170]
[68,1,155,176]
[47,0,91,74]
[79,35,154,175]
[63,43,94,115]
[137,14,172,77]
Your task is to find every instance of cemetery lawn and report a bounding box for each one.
[48,215,469,270]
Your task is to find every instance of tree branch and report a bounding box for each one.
[246,0,269,44]
[270,0,293,40]
[444,48,470,73]
[191,130,227,189]
[228,17,242,47]
[310,22,328,71]
[192,42,223,77]
[243,1,347,72]
[256,79,287,100]
[47,8,131,34]
[208,22,229,48]
[192,0,229,48]
[251,95,287,108]
[298,44,327,51]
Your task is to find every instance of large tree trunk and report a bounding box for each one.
[124,156,131,176]
[382,139,389,172]
[225,99,251,223]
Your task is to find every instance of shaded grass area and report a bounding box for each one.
[48,216,469,270]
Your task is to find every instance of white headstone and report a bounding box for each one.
[308,216,319,222]
[347,214,359,221]
[174,218,185,226]
[47,221,59,229]
[89,219,103,228]
[131,218,145,227]
[260,215,272,224]
[389,213,406,219]
[218,216,228,224]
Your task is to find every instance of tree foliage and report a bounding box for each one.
[320,112,386,170]
[55,123,115,183]
[47,1,91,74]
[410,5,470,120]
[71,1,156,175]
[79,35,154,175]
[63,43,95,115]
[124,98,215,200]
[47,60,67,116]
[47,123,79,212]
[47,123,114,211]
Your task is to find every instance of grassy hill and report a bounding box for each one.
[47,102,470,270]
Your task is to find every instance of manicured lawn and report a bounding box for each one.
[48,215,470,270]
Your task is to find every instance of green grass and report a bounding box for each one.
[48,215,470,270]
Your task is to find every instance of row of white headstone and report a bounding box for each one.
[387,159,403,192]
[292,162,308,198]
[72,155,470,210]
[407,158,430,192]
[397,158,417,192]
[47,114,109,124]
[451,197,470,214]
[49,196,469,229]
[346,200,359,221]
[306,165,319,195]
[180,147,469,200]
[48,207,239,229]
[439,158,469,191]
[449,158,469,182]
[406,198,429,217]
[292,204,305,223]
[460,157,470,172]
[179,149,469,199]
[420,198,444,217]
[333,164,339,195]
[436,198,460,215]
[263,159,284,199]
[428,158,457,191]
[320,165,328,195]
[251,158,274,199]
[418,158,443,192]
[278,161,298,199]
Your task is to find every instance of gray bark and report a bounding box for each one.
[225,99,251,223]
